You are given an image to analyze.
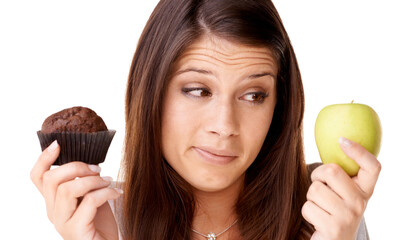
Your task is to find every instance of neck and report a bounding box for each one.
[192,175,244,239]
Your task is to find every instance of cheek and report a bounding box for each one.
[161,94,197,164]
[240,105,275,158]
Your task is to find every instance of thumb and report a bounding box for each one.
[30,140,60,193]
[339,136,381,196]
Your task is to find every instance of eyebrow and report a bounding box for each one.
[248,72,276,79]
[175,68,276,80]
[175,68,213,76]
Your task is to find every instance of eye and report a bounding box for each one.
[241,92,268,104]
[181,87,212,98]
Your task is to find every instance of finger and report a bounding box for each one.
[71,187,123,227]
[311,163,361,203]
[43,162,102,222]
[30,140,60,193]
[54,176,112,226]
[301,200,331,233]
[339,137,382,196]
[306,180,345,216]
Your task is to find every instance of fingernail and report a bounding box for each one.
[102,176,113,182]
[48,140,58,152]
[339,136,352,148]
[88,164,101,173]
[114,188,124,194]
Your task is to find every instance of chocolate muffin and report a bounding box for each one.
[41,106,108,133]
[37,106,115,165]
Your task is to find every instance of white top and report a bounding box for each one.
[108,195,369,240]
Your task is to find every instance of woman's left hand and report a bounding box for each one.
[302,137,381,240]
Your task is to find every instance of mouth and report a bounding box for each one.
[193,146,238,166]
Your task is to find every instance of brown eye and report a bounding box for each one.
[241,92,268,104]
[182,87,212,97]
[251,93,264,102]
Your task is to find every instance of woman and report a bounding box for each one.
[30,0,381,239]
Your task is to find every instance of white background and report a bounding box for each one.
[1,0,419,239]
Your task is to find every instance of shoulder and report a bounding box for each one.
[356,217,370,240]
[108,181,124,239]
[108,181,123,216]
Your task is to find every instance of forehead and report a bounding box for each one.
[175,35,277,72]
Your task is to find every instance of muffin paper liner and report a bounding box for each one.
[37,130,116,165]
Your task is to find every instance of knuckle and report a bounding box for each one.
[301,201,310,218]
[64,162,90,175]
[325,163,342,177]
[47,211,54,223]
[56,183,71,198]
[306,186,312,200]
[343,209,356,225]
[307,181,322,200]
[373,160,382,173]
[351,198,366,216]
[85,175,102,185]
[65,162,81,173]
[42,171,53,184]
[312,180,324,191]
[29,169,37,183]
[84,176,103,190]
[341,206,361,228]
[83,193,97,205]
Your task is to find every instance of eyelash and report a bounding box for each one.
[241,91,269,104]
[181,87,268,104]
[181,87,212,98]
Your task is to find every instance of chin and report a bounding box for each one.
[186,169,245,193]
[191,182,231,193]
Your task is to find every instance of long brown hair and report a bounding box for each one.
[121,0,314,239]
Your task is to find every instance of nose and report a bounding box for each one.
[206,98,239,138]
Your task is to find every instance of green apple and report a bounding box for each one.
[314,102,382,176]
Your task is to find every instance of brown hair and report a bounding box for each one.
[121,0,314,239]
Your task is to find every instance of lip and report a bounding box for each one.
[193,146,238,166]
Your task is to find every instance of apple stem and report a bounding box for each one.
[351,100,354,104]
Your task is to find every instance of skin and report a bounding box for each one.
[302,137,381,240]
[161,35,278,239]
[30,141,122,240]
[30,35,381,240]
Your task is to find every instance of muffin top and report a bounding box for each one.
[41,106,108,133]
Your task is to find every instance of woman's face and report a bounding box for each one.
[162,35,277,192]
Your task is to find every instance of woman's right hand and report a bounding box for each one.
[30,140,122,240]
